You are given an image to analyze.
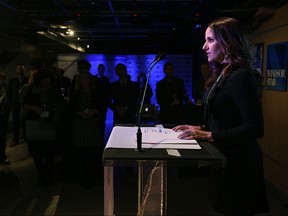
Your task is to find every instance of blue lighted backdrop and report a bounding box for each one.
[58,53,194,106]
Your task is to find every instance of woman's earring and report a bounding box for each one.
[224,48,230,61]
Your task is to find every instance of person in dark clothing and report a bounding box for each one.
[94,64,110,146]
[7,64,28,147]
[23,69,63,186]
[95,64,110,86]
[108,63,140,125]
[54,67,71,99]
[193,63,211,105]
[137,72,156,123]
[137,72,153,105]
[156,62,192,124]
[52,67,73,171]
[70,71,102,187]
[72,59,92,91]
[0,72,11,165]
[173,17,269,216]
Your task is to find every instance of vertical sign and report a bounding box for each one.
[266,42,288,91]
[250,43,263,74]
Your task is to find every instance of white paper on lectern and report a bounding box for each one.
[105,126,201,149]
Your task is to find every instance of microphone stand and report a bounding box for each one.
[136,58,162,152]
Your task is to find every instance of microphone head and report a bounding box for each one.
[158,52,166,61]
[154,52,166,61]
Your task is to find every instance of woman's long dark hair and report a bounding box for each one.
[205,17,253,88]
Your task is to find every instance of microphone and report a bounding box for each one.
[136,52,166,152]
[153,52,166,62]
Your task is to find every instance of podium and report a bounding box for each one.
[103,125,226,216]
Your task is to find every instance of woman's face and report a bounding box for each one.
[202,27,225,64]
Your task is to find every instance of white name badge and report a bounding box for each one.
[41,111,49,118]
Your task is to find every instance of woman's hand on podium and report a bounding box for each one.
[173,125,213,141]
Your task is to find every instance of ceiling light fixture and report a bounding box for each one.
[37,31,85,53]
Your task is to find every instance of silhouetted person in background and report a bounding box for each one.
[0,72,11,165]
[72,59,92,92]
[70,71,102,188]
[52,66,73,171]
[19,58,44,141]
[95,64,109,85]
[24,69,63,186]
[137,72,153,104]
[94,64,110,146]
[7,64,28,147]
[193,63,211,105]
[137,72,156,123]
[54,67,71,99]
[108,63,140,125]
[156,62,192,124]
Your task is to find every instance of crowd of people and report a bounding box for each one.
[0,58,199,187]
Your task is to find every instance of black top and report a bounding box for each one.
[204,66,269,215]
[7,75,28,108]
[206,67,263,152]
[108,80,140,124]
[24,86,62,122]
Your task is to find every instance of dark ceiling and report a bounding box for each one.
[0,0,286,54]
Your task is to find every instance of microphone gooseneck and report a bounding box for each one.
[136,53,166,152]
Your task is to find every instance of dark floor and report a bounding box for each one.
[1,114,288,215]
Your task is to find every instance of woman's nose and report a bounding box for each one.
[202,42,207,50]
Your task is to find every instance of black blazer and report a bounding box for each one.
[108,80,140,123]
[206,67,263,150]
[7,76,28,108]
[156,76,189,108]
[205,66,269,214]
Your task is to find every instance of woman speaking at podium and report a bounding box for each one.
[173,17,269,216]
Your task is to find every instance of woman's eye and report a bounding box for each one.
[207,38,214,43]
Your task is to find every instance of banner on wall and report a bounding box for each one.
[250,42,263,74]
[266,42,288,91]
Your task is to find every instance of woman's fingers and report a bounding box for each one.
[178,130,194,139]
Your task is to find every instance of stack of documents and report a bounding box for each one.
[106,126,201,150]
